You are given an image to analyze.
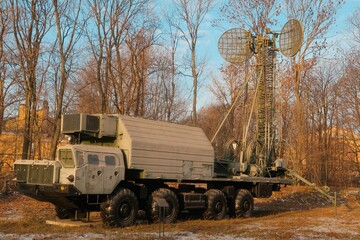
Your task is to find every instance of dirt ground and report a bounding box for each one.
[0,185,359,240]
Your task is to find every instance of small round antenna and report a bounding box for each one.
[279,19,303,57]
[218,28,253,63]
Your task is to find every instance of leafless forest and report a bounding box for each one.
[0,0,359,187]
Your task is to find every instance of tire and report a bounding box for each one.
[100,188,138,227]
[149,188,179,224]
[235,189,254,218]
[203,189,227,220]
[55,207,75,219]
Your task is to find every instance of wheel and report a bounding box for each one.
[149,188,179,224]
[55,207,75,219]
[100,188,138,227]
[203,189,227,220]
[235,189,254,218]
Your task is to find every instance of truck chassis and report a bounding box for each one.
[13,114,292,227]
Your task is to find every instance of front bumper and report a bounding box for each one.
[15,182,82,209]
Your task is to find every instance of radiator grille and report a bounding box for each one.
[27,165,54,185]
[14,164,28,182]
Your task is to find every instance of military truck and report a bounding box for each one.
[13,113,292,227]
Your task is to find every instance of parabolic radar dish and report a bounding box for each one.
[218,28,253,63]
[279,19,303,57]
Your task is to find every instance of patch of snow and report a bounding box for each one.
[310,225,359,235]
[0,232,257,240]
[160,231,256,240]
[0,233,112,240]
[298,217,360,238]
[75,233,110,239]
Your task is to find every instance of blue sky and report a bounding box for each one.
[71,0,360,113]
[177,0,360,108]
[199,0,360,66]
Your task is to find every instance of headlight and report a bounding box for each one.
[67,174,75,182]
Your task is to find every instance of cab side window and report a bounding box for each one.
[88,154,99,165]
[105,155,116,165]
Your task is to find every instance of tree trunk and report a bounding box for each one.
[294,64,303,172]
[49,0,81,159]
[191,44,197,126]
[0,101,4,134]
[21,101,31,159]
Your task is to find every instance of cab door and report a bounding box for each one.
[85,153,104,194]
[102,154,121,194]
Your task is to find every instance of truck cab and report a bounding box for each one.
[57,145,125,195]
[14,145,125,212]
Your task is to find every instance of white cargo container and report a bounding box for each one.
[117,115,214,180]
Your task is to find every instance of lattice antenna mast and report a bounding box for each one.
[216,19,303,176]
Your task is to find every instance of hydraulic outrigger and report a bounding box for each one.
[286,169,337,208]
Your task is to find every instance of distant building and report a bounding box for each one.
[331,127,360,163]
[0,103,52,173]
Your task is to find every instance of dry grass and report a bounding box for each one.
[0,186,359,239]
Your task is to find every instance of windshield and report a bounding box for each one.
[58,149,75,168]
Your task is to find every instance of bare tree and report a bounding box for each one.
[76,61,103,113]
[168,0,214,125]
[338,49,360,172]
[158,6,185,122]
[145,46,187,121]
[284,0,345,171]
[197,103,226,157]
[208,64,248,136]
[343,8,360,133]
[48,0,83,159]
[0,4,11,134]
[85,0,112,114]
[110,0,151,115]
[165,24,180,122]
[207,64,250,157]
[219,0,280,35]
[304,62,339,185]
[10,0,52,159]
[348,8,360,44]
[85,0,152,115]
